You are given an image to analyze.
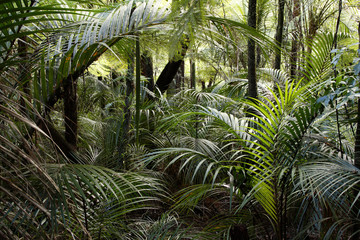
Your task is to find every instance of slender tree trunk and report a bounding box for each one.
[141,51,154,93]
[307,12,316,54]
[199,80,204,90]
[207,78,214,88]
[290,0,301,78]
[247,0,257,99]
[118,57,134,169]
[306,4,322,55]
[64,76,77,148]
[333,0,343,158]
[274,0,285,70]
[135,36,140,144]
[190,59,196,90]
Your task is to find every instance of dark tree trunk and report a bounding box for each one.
[207,78,214,88]
[201,81,206,90]
[135,36,141,144]
[306,13,317,54]
[64,76,77,148]
[274,0,285,70]
[168,61,185,95]
[190,59,196,89]
[333,0,343,159]
[155,60,185,94]
[38,117,79,163]
[118,57,134,169]
[141,51,154,92]
[155,38,189,93]
[169,60,185,95]
[247,0,257,99]
[290,0,301,78]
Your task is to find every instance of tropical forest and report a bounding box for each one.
[2,0,360,239]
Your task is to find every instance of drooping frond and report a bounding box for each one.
[31,0,169,112]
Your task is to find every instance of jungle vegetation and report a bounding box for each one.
[2,0,360,239]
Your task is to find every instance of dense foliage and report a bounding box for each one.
[2,0,360,239]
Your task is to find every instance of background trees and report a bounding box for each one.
[1,0,360,239]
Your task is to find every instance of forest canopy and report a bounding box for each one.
[2,0,360,239]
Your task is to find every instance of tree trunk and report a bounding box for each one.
[64,76,77,148]
[201,80,206,90]
[306,8,317,54]
[135,36,141,144]
[118,57,134,169]
[247,0,257,99]
[38,117,79,163]
[141,51,154,93]
[190,59,196,89]
[155,38,189,94]
[167,61,185,95]
[290,0,301,78]
[156,60,184,94]
[207,78,214,88]
[274,0,285,70]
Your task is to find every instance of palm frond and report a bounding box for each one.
[300,33,350,83]
[24,0,169,114]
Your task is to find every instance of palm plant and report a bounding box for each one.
[137,26,360,240]
[2,0,359,239]
[1,1,172,238]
